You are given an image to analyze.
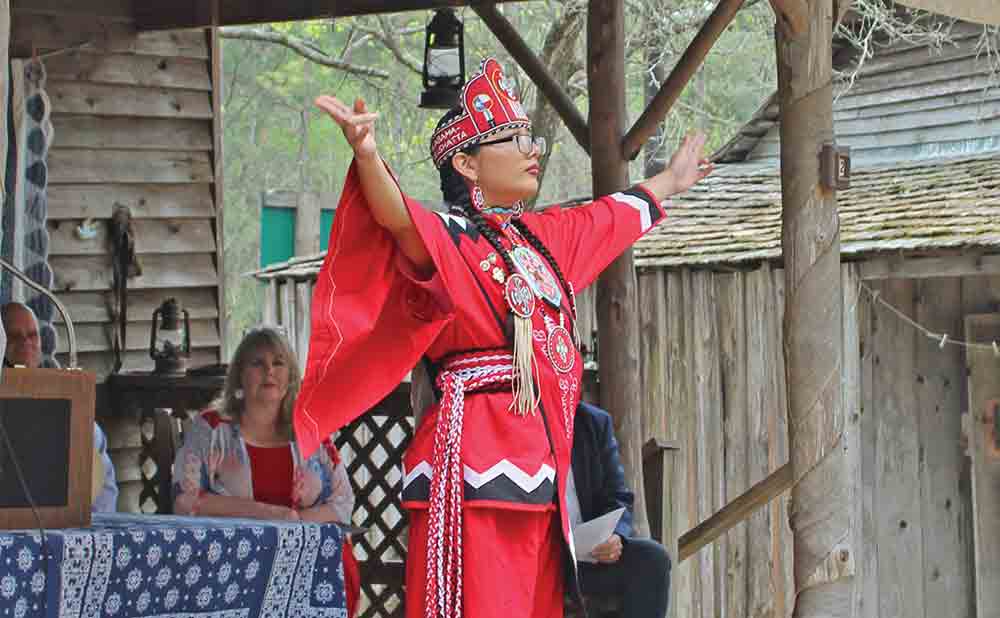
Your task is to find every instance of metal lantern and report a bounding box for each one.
[149,298,191,374]
[419,8,465,109]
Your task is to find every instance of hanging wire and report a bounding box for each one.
[859,282,1000,357]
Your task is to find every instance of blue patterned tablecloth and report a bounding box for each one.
[0,513,347,618]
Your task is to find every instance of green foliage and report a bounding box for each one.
[220,3,777,352]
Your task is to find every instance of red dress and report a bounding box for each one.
[295,163,667,618]
[246,444,295,507]
[244,443,361,618]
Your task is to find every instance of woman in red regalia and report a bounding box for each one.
[293,58,712,618]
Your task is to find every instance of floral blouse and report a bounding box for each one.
[173,409,354,524]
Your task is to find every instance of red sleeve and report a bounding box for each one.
[294,162,456,459]
[522,185,667,292]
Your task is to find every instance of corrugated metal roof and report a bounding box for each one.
[251,153,1000,279]
[634,153,1000,267]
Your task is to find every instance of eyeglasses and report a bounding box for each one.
[477,134,547,156]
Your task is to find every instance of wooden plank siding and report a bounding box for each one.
[958,277,1000,618]
[915,278,974,618]
[963,314,1000,618]
[14,12,209,58]
[872,278,927,618]
[625,262,979,618]
[851,273,982,618]
[633,265,796,618]
[747,33,1000,165]
[11,2,221,380]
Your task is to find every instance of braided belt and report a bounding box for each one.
[425,350,514,618]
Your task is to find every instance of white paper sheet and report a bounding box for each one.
[572,507,625,563]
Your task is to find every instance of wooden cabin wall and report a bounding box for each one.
[747,23,1000,166]
[639,264,796,618]
[12,1,223,513]
[11,1,222,381]
[857,275,986,618]
[639,263,981,618]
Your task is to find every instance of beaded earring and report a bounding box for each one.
[471,182,485,212]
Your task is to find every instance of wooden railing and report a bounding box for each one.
[678,462,793,562]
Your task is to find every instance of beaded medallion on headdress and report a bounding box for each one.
[431,57,531,168]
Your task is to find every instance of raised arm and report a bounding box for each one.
[639,131,713,202]
[315,96,432,273]
[524,130,713,291]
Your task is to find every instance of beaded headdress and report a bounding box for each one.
[430,57,531,168]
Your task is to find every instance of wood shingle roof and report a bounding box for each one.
[634,153,1000,267]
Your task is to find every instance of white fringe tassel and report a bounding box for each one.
[511,315,536,416]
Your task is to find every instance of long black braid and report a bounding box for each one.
[435,108,575,337]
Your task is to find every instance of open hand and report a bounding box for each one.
[590,533,623,564]
[315,95,379,160]
[664,131,713,194]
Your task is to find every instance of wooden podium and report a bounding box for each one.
[0,368,96,529]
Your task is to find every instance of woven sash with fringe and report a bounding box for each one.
[425,349,515,618]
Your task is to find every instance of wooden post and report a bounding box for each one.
[775,0,855,615]
[210,17,226,357]
[295,192,322,256]
[588,0,648,537]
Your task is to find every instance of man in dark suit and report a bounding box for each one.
[569,401,671,618]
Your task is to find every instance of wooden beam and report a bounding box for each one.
[622,0,746,161]
[295,193,322,257]
[678,462,793,562]
[642,438,680,546]
[210,25,226,357]
[134,0,530,31]
[473,4,590,154]
[777,0,855,615]
[769,0,808,38]
[589,0,649,537]
[859,254,1000,281]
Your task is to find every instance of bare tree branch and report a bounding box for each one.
[342,33,374,61]
[220,26,390,78]
[373,14,423,76]
[623,0,766,61]
[524,2,587,207]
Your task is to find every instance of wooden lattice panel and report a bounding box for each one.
[335,406,413,618]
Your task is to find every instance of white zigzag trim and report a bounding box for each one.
[463,460,556,492]
[403,459,556,494]
[611,192,653,232]
[403,461,434,489]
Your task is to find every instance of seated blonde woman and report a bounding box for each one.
[172,326,359,615]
